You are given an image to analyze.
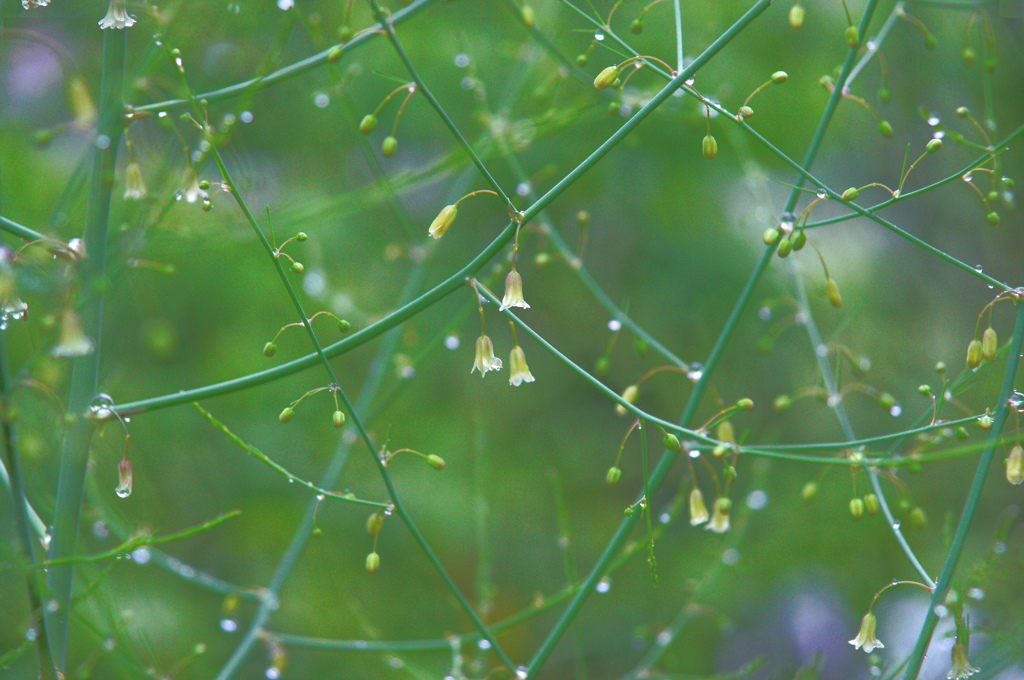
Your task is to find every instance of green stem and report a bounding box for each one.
[130,0,436,113]
[44,30,125,674]
[903,301,1024,679]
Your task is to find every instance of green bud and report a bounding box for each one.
[845,25,860,48]
[724,465,737,481]
[988,190,999,202]
[359,114,378,135]
[576,54,588,67]
[202,200,213,212]
[338,24,353,41]
[864,493,880,515]
[608,101,621,116]
[926,138,942,153]
[924,33,937,49]
[366,513,383,537]
[985,58,997,73]
[296,232,308,241]
[879,392,896,409]
[878,120,893,138]
[801,481,818,502]
[878,87,891,103]
[789,3,805,29]
[763,228,781,245]
[792,230,807,251]
[663,433,681,451]
[198,180,211,190]
[982,327,998,362]
[606,466,622,486]
[918,384,932,396]
[291,261,305,273]
[819,75,835,88]
[313,527,322,537]
[826,278,842,307]
[534,252,551,266]
[771,71,788,84]
[630,19,643,34]
[777,238,793,258]
[773,394,793,412]
[595,356,611,375]
[521,5,536,27]
[978,414,992,429]
[955,426,968,441]
[966,339,983,369]
[333,410,346,428]
[427,454,446,470]
[842,187,860,201]
[634,338,649,357]
[624,506,634,516]
[739,105,754,119]
[327,45,344,63]
[737,398,754,410]
[956,106,969,117]
[279,407,295,424]
[365,551,380,574]
[702,135,718,160]
[986,211,1000,226]
[718,420,735,445]
[849,497,865,519]
[382,136,398,158]
[713,445,729,458]
[263,342,277,357]
[909,507,927,528]
[962,47,975,64]
[338,319,351,333]
[594,65,620,90]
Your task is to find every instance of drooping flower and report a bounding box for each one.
[116,459,133,498]
[689,488,709,526]
[124,160,147,200]
[849,612,884,653]
[499,268,530,311]
[948,642,979,679]
[98,0,136,29]
[508,344,535,386]
[52,309,95,357]
[472,334,502,376]
[706,497,731,533]
[428,204,457,239]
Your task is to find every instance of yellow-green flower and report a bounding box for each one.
[500,269,530,311]
[508,344,535,386]
[124,160,147,200]
[706,497,731,533]
[472,334,502,377]
[428,204,457,239]
[99,0,136,29]
[689,488,709,526]
[849,612,884,653]
[948,641,979,679]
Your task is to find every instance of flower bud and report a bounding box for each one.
[521,5,536,27]
[962,48,976,63]
[382,136,398,158]
[763,228,781,245]
[878,87,891,103]
[689,488,709,525]
[878,120,893,138]
[845,25,860,48]
[634,339,649,357]
[918,384,932,397]
[771,71,788,84]
[982,327,998,362]
[826,278,842,307]
[737,398,754,410]
[985,58,997,72]
[116,459,133,498]
[718,420,735,445]
[263,342,277,357]
[863,493,880,515]
[986,211,1000,226]
[842,187,860,201]
[332,410,345,428]
[291,261,304,273]
[926,138,942,153]
[801,481,818,502]
[198,179,211,190]
[925,32,937,49]
[777,238,793,258]
[955,426,968,440]
[707,497,731,533]
[849,497,865,519]
[608,101,621,116]
[279,407,295,424]
[576,54,588,67]
[789,3,805,29]
[428,204,458,239]
[773,394,793,412]
[338,319,351,333]
[595,356,611,374]
[338,24,353,41]
[366,513,383,537]
[702,135,718,160]
[606,466,622,486]
[327,45,344,63]
[630,19,643,34]
[427,454,446,470]
[792,230,807,251]
[909,506,927,528]
[616,385,638,416]
[966,339,983,369]
[359,114,378,134]
[988,190,999,202]
[663,433,681,451]
[1007,445,1024,485]
[365,551,380,574]
[296,232,308,241]
[739,105,754,119]
[594,66,620,90]
[978,414,992,429]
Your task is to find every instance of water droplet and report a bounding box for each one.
[220,618,238,632]
[45,599,59,613]
[277,0,293,9]
[658,512,671,524]
[607,319,622,332]
[314,93,330,108]
[974,264,983,272]
[454,53,470,68]
[758,306,772,321]
[516,181,531,196]
[477,639,492,650]
[115,486,131,499]
[892,521,901,530]
[594,32,605,41]
[967,587,985,600]
[595,577,612,593]
[656,630,672,646]
[933,604,949,618]
[993,541,1007,555]
[721,548,739,565]
[866,41,877,50]
[265,668,281,680]
[461,76,475,91]
[316,494,325,501]
[444,335,460,350]
[240,111,254,124]
[927,115,940,126]
[686,363,704,382]
[556,536,570,550]
[933,131,945,140]
[95,134,111,150]
[131,548,151,564]
[827,394,842,407]
[227,2,241,13]
[890,405,902,417]
[25,628,38,642]
[963,172,973,182]
[688,449,700,459]
[93,521,110,539]
[287,478,294,483]
[816,189,828,199]
[515,667,528,679]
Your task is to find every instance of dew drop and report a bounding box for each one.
[131,548,151,564]
[277,0,293,9]
[25,628,38,642]
[758,306,772,321]
[890,405,902,417]
[686,363,704,382]
[892,521,901,530]
[454,53,470,68]
[594,32,605,41]
[93,521,110,539]
[515,667,528,679]
[115,486,131,499]
[927,115,940,126]
[933,604,949,618]
[444,335,460,350]
[933,131,945,139]
[477,639,492,650]
[967,587,985,600]
[721,548,739,565]
[993,541,1007,555]
[963,172,973,182]
[516,181,531,196]
[656,630,672,646]
[658,512,671,524]
[227,2,240,13]
[240,111,254,124]
[95,134,111,150]
[314,93,330,108]
[816,189,828,199]
[265,668,281,680]
[220,618,238,632]
[595,576,611,593]
[607,319,622,332]
[746,490,768,510]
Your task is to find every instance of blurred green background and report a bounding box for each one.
[1,0,1023,678]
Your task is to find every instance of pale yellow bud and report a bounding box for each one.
[428,204,458,239]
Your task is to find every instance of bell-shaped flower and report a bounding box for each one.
[706,497,731,533]
[849,612,884,653]
[508,344,535,386]
[499,269,530,311]
[99,0,136,29]
[689,488,709,526]
[471,334,502,377]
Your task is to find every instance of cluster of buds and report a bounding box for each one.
[263,310,351,358]
[278,383,349,430]
[736,71,788,123]
[359,81,418,158]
